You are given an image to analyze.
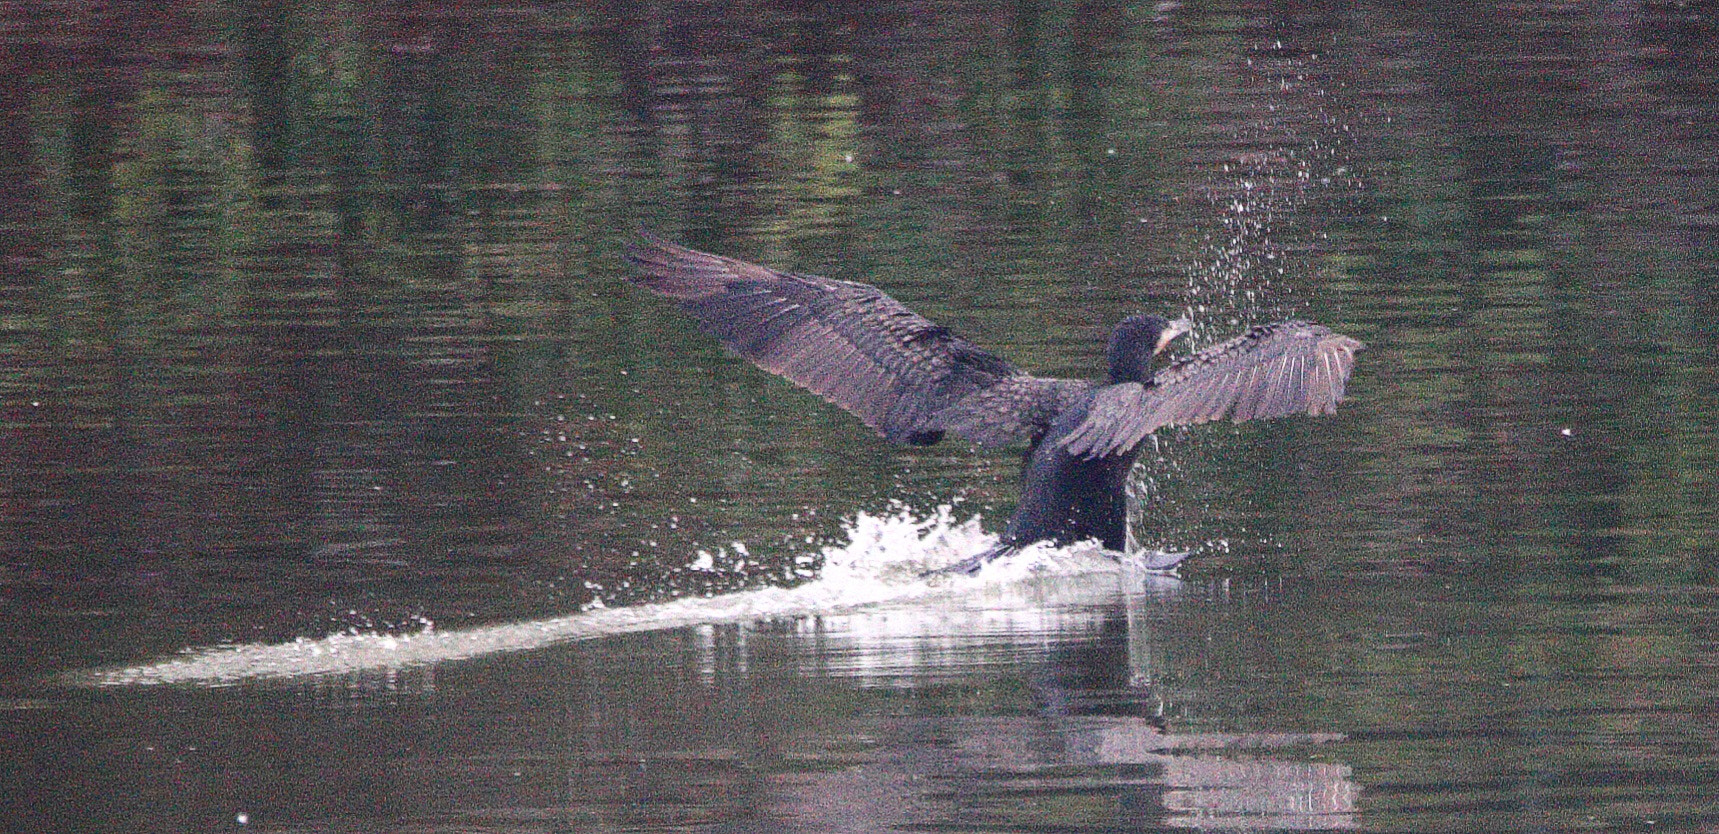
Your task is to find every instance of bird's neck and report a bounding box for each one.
[1106,358,1151,386]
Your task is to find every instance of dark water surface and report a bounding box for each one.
[5,1,1719,831]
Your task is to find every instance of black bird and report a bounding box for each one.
[624,232,1363,574]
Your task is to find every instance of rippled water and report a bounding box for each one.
[4,0,1719,831]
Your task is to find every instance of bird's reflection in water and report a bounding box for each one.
[727,572,1358,832]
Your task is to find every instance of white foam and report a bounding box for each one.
[72,506,1169,688]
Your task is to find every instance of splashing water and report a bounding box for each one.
[70,506,1163,688]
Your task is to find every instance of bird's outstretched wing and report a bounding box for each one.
[625,231,1045,445]
[1060,321,1364,458]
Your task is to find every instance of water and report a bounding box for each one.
[4,1,1719,831]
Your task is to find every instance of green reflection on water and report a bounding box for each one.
[3,3,1719,834]
[1,0,1715,656]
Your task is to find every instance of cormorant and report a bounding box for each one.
[624,232,1363,574]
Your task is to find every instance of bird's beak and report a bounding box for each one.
[1156,315,1193,354]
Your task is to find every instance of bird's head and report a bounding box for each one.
[1107,313,1193,383]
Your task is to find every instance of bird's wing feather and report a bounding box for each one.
[624,231,1028,445]
[922,376,1095,446]
[1060,321,1364,458]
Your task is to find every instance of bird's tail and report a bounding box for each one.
[922,541,1020,577]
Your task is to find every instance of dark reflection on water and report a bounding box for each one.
[11,573,1719,831]
[4,0,1719,831]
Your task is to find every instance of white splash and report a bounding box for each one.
[72,506,1165,688]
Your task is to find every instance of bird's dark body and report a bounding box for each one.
[1004,397,1139,552]
[623,231,1363,574]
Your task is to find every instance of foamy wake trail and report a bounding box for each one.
[74,507,1158,688]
